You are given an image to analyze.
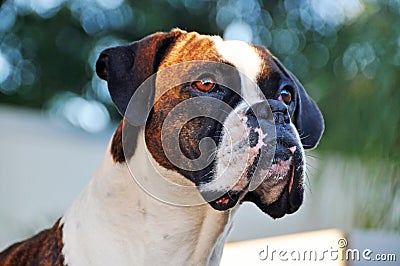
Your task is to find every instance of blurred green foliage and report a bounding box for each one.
[0,0,399,162]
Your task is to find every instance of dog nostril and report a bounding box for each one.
[284,113,291,124]
[248,129,259,148]
[246,102,272,120]
[273,110,291,124]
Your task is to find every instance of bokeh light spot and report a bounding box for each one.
[49,93,110,133]
[224,21,253,43]
[95,0,124,10]
[0,52,11,84]
[272,29,299,55]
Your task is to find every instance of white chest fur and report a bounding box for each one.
[61,130,234,266]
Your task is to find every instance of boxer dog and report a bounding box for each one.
[0,29,324,266]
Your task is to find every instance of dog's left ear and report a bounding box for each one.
[96,30,183,125]
[292,73,324,149]
[273,58,324,149]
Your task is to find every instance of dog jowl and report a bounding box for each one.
[97,29,324,218]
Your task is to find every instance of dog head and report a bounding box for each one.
[96,29,324,219]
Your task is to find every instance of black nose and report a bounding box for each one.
[268,99,291,124]
[246,100,290,125]
[246,101,272,120]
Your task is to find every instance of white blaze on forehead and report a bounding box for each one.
[210,36,264,105]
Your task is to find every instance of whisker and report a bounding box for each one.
[300,134,311,141]
[305,153,322,160]
[305,162,318,171]
[198,170,215,183]
[304,172,313,194]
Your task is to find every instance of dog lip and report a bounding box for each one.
[286,164,304,214]
[242,152,304,218]
[207,153,302,214]
[288,163,295,193]
[209,191,241,211]
[278,161,303,215]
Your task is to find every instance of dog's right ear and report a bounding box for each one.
[96,30,183,125]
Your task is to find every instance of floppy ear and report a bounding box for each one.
[96,30,183,125]
[291,73,324,149]
[273,58,324,149]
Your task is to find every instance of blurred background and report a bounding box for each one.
[0,0,399,263]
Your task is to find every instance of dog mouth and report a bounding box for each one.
[243,154,304,219]
[208,145,303,217]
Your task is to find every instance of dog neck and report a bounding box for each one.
[61,129,233,266]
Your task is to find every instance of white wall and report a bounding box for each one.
[0,105,110,248]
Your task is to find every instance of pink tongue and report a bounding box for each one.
[216,196,230,205]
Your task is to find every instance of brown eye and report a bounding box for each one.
[191,77,216,92]
[279,88,292,104]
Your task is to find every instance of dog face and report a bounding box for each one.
[96,29,324,219]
